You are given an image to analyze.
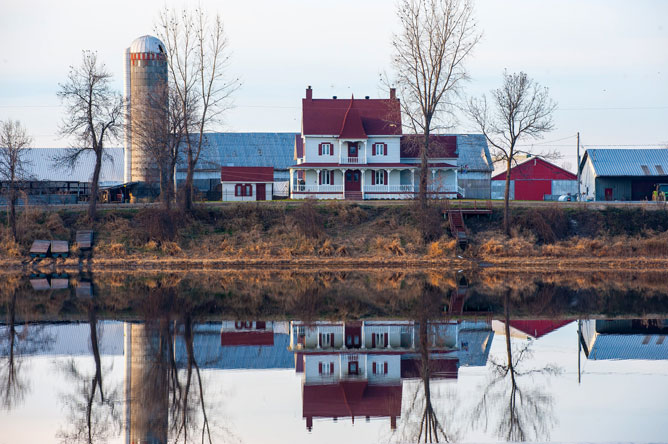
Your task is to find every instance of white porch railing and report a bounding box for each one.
[365,184,414,193]
[293,184,343,192]
[427,185,461,194]
[341,157,364,164]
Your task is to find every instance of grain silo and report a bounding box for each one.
[124,35,168,183]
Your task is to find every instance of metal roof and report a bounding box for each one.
[129,35,165,54]
[0,322,124,357]
[582,148,668,177]
[455,134,493,172]
[174,331,294,370]
[188,132,299,172]
[586,334,668,360]
[20,147,124,184]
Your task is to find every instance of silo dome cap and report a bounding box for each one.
[130,35,166,54]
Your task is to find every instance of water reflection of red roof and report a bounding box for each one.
[400,357,459,379]
[509,320,573,338]
[220,331,274,346]
[303,381,402,422]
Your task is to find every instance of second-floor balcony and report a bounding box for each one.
[341,156,365,164]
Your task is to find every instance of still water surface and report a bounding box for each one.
[0,272,667,443]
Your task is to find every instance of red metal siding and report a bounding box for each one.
[221,166,273,182]
[492,157,577,181]
[514,179,552,201]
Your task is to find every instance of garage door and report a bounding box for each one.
[514,180,552,201]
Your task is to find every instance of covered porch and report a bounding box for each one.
[289,165,462,200]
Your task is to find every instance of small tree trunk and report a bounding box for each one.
[182,148,194,212]
[419,129,430,209]
[9,176,17,240]
[503,156,512,237]
[89,148,103,221]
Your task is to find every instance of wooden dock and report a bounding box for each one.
[76,230,94,250]
[51,240,69,258]
[30,240,51,258]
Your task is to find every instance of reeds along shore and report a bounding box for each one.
[2,202,668,262]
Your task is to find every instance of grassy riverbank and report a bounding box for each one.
[2,201,668,270]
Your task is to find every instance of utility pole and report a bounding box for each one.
[576,132,581,201]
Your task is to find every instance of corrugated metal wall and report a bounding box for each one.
[492,179,577,200]
[551,180,578,196]
[459,172,491,199]
[595,177,632,201]
[491,180,513,200]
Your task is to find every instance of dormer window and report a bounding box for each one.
[373,143,387,156]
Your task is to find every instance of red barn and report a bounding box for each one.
[491,157,577,201]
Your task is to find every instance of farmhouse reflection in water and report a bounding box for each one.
[2,277,668,443]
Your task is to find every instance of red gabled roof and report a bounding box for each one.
[302,94,401,137]
[294,134,304,160]
[491,157,577,181]
[400,135,458,159]
[221,166,274,182]
[220,331,274,346]
[303,381,402,419]
[290,162,417,169]
[339,97,367,139]
[508,320,573,339]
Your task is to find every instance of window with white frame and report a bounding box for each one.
[319,361,334,375]
[322,143,332,155]
[374,143,386,156]
[321,170,331,185]
[372,361,388,375]
[374,170,385,185]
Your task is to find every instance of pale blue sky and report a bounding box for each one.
[0,0,667,171]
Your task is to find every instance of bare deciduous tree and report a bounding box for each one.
[157,7,239,212]
[130,84,188,209]
[469,291,559,441]
[0,120,32,239]
[467,71,557,236]
[57,51,122,220]
[391,0,480,208]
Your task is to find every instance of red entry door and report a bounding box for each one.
[605,188,613,201]
[348,142,358,158]
[345,170,361,192]
[256,183,266,201]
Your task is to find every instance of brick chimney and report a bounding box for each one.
[306,85,312,100]
[389,88,396,100]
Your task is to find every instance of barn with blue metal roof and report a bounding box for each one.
[579,148,668,201]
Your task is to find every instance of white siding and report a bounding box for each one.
[367,137,401,164]
[303,137,340,163]
[580,158,597,200]
[221,183,273,201]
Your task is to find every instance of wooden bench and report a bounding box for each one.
[76,230,94,250]
[51,240,69,258]
[30,240,51,258]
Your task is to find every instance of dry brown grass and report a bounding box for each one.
[427,238,458,257]
[0,226,21,257]
[374,236,406,256]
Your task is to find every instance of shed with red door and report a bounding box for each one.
[221,166,274,201]
[491,157,577,201]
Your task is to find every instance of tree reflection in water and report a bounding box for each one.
[57,300,121,443]
[0,280,53,410]
[470,291,561,442]
[394,283,460,443]
[129,287,234,444]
